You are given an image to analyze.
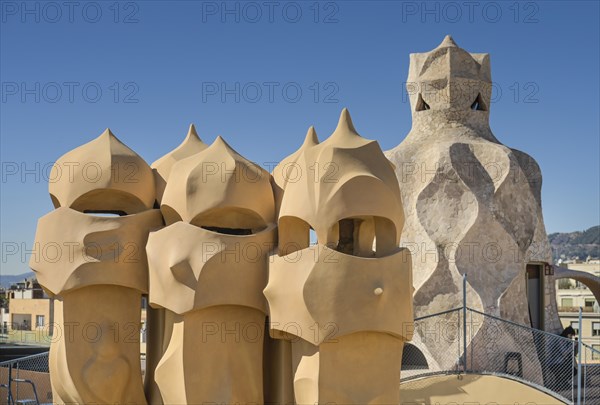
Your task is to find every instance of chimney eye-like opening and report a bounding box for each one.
[336,218,367,256]
[332,217,379,257]
[200,226,253,235]
[82,210,127,217]
[309,228,318,245]
[470,93,487,111]
[71,189,147,215]
[415,93,431,112]
[191,207,266,235]
[333,216,397,258]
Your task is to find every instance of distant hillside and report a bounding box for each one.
[548,225,600,261]
[0,272,35,289]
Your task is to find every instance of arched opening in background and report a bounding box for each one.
[555,276,599,345]
[401,343,428,370]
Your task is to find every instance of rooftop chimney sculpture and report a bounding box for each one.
[27,35,559,405]
[144,125,208,403]
[147,135,275,404]
[31,130,162,404]
[265,109,413,405]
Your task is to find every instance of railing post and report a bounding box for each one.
[7,363,12,404]
[463,274,467,372]
[577,307,582,405]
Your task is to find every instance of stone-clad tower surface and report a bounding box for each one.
[265,109,414,405]
[386,36,560,377]
[30,129,163,404]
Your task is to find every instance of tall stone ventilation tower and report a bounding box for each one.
[386,35,560,378]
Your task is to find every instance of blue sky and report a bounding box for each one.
[1,0,599,275]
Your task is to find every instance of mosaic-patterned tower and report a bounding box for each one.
[386,36,559,380]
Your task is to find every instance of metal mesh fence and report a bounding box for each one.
[0,352,51,405]
[401,308,465,381]
[401,307,600,405]
[467,308,576,403]
[580,343,600,405]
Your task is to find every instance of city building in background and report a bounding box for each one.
[6,277,54,335]
[555,257,600,357]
